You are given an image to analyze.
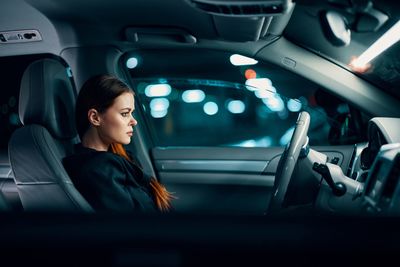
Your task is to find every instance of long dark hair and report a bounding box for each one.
[76,74,174,211]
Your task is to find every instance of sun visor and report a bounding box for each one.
[125,27,197,44]
[212,16,269,42]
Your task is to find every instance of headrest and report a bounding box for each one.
[19,58,77,139]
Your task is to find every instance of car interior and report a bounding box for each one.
[1,0,400,266]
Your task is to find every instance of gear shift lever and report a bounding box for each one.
[313,162,347,196]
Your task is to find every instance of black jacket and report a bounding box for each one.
[63,144,157,213]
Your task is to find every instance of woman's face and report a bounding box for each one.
[97,92,137,145]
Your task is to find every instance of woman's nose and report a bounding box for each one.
[130,116,138,126]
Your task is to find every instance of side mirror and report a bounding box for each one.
[319,10,351,47]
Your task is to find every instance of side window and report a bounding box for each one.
[125,49,368,147]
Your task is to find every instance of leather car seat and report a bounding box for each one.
[8,58,93,212]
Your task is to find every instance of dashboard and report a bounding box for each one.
[314,117,400,215]
[361,118,400,215]
[361,118,400,169]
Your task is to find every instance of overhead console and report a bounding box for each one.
[186,0,294,17]
[185,0,295,42]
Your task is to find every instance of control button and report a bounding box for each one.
[0,34,6,42]
[330,157,340,165]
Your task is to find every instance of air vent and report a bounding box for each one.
[189,0,292,17]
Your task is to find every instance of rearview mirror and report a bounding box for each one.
[320,10,351,47]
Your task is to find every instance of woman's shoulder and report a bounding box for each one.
[64,144,125,169]
[63,147,130,185]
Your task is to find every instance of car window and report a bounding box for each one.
[125,49,368,147]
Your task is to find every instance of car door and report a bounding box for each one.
[152,146,283,215]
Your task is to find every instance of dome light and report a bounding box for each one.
[126,57,138,69]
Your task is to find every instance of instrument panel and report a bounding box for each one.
[361,118,400,215]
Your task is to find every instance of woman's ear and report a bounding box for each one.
[87,108,101,126]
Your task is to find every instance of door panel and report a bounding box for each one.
[152,147,284,215]
[151,145,356,215]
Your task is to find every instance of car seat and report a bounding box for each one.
[8,58,93,212]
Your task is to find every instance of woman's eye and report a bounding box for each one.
[121,112,129,117]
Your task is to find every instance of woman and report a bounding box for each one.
[63,74,174,212]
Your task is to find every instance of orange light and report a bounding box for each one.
[245,69,257,79]
[349,56,372,73]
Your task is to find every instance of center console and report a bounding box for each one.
[314,117,400,215]
[362,143,400,215]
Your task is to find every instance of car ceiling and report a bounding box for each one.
[1,0,399,101]
[283,0,400,99]
[2,1,399,55]
[2,0,295,55]
[285,1,400,60]
[26,0,219,39]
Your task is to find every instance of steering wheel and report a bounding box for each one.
[268,111,310,212]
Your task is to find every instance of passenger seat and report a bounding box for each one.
[8,58,93,212]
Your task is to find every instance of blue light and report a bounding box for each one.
[245,78,273,92]
[237,140,257,147]
[229,54,258,66]
[280,127,295,146]
[150,109,168,118]
[126,57,138,69]
[9,113,20,126]
[230,136,272,147]
[227,100,245,114]
[337,103,349,113]
[66,67,73,78]
[182,90,205,103]
[254,87,276,99]
[258,136,273,147]
[203,101,218,115]
[287,99,302,112]
[263,95,285,112]
[145,84,172,97]
[150,98,169,111]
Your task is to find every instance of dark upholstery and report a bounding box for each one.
[8,58,93,212]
